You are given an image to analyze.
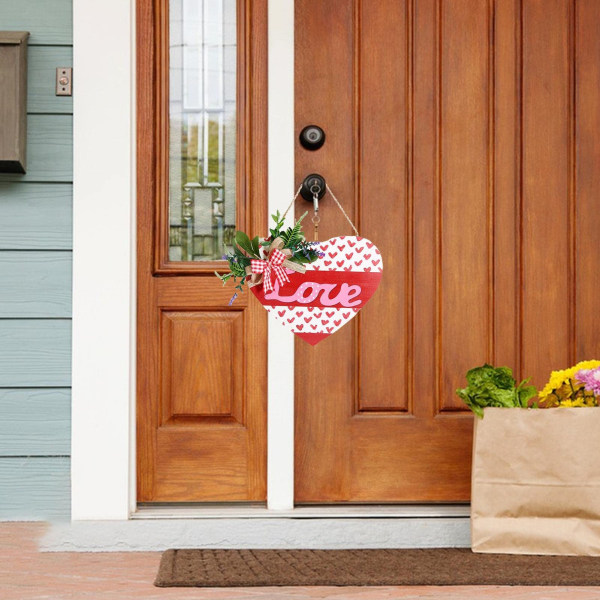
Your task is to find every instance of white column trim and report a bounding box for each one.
[266,0,295,510]
[71,0,136,520]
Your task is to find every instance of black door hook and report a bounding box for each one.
[300,174,326,202]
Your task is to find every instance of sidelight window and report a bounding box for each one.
[168,0,237,261]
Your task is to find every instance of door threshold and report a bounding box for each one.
[132,503,470,519]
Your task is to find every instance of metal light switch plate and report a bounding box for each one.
[56,67,72,96]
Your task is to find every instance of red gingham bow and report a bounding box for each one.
[250,248,290,293]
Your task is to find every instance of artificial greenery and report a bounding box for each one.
[215,210,322,302]
[456,364,538,418]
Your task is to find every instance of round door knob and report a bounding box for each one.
[300,174,326,201]
[299,125,326,151]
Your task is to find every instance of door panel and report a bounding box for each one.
[521,0,571,384]
[295,0,600,502]
[136,0,267,502]
[439,0,493,412]
[159,311,244,423]
[358,0,409,413]
[576,0,600,359]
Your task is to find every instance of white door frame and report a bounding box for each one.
[266,0,296,511]
[71,0,296,519]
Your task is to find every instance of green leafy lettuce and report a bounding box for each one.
[456,364,537,418]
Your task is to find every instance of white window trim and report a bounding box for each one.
[71,0,296,519]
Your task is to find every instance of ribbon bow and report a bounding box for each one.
[245,237,306,293]
[250,248,289,293]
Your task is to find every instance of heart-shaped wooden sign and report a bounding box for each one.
[251,236,383,345]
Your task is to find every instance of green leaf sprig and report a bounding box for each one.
[215,210,323,303]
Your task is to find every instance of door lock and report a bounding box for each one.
[299,125,326,150]
[300,174,326,202]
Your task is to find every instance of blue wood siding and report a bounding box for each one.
[28,47,74,114]
[0,0,72,45]
[0,115,73,182]
[0,389,70,455]
[0,320,71,390]
[0,184,72,249]
[0,458,70,521]
[0,252,71,317]
[0,0,72,520]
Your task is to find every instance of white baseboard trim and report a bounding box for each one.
[41,517,471,552]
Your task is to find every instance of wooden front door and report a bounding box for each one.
[136,0,267,502]
[295,0,600,502]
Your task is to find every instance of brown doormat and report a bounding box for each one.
[155,548,600,587]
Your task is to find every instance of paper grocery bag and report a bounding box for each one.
[471,406,600,555]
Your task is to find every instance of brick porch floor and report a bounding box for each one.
[1,522,599,599]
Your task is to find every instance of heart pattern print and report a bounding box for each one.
[251,236,383,345]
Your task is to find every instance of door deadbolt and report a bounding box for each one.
[299,125,326,150]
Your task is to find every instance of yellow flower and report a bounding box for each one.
[538,360,600,407]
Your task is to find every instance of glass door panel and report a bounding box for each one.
[169,0,237,261]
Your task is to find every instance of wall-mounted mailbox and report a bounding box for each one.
[0,32,29,174]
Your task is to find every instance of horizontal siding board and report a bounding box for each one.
[0,0,72,45]
[0,320,71,387]
[0,251,72,317]
[0,0,73,522]
[0,115,72,182]
[28,46,73,114]
[0,183,72,249]
[0,389,70,455]
[0,457,70,520]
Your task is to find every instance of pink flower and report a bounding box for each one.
[576,367,600,395]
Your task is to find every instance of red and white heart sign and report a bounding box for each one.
[251,236,383,345]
